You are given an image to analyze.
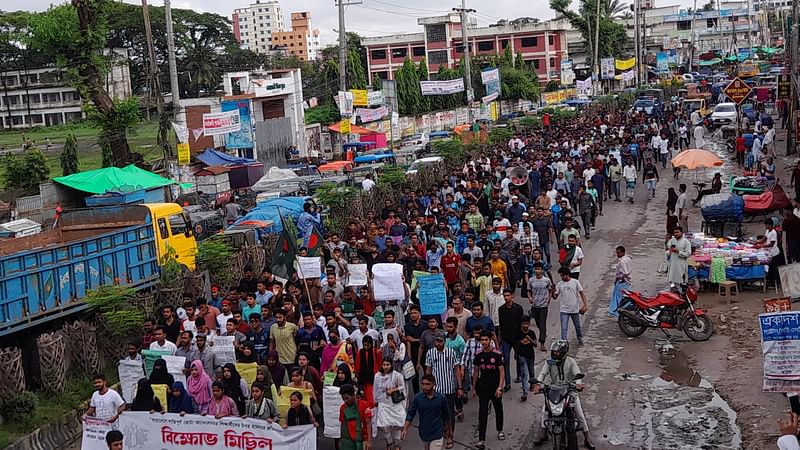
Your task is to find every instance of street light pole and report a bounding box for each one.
[454,0,476,123]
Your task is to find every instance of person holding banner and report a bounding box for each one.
[130,378,163,413]
[187,360,213,414]
[244,381,280,422]
[86,373,126,425]
[207,381,239,418]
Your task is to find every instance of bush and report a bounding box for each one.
[488,127,514,147]
[377,165,406,188]
[197,238,235,288]
[433,139,465,168]
[159,246,183,288]
[0,392,39,426]
[85,285,142,337]
[519,116,541,130]
[2,149,49,191]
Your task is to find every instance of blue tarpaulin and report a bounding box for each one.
[230,196,308,233]
[196,148,257,166]
[689,265,766,281]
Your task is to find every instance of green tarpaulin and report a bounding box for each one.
[698,58,722,66]
[53,165,174,194]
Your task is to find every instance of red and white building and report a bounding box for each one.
[362,14,570,85]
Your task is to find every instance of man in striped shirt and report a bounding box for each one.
[426,333,461,449]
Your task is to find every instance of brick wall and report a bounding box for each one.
[186,105,214,153]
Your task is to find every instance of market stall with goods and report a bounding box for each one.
[687,232,772,287]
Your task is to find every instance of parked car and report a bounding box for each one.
[401,133,429,150]
[406,156,444,176]
[630,98,660,116]
[711,102,737,126]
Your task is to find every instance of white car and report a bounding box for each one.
[711,102,737,126]
[401,133,429,149]
[405,156,443,176]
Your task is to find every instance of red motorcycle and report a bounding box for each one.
[617,284,714,341]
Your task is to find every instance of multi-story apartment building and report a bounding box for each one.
[361,14,569,85]
[232,0,286,54]
[0,51,132,129]
[271,12,321,61]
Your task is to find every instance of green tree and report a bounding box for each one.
[60,134,80,176]
[501,45,514,68]
[550,0,628,67]
[304,104,340,125]
[417,57,431,112]
[371,75,383,92]
[602,0,630,18]
[3,149,49,191]
[396,57,422,115]
[701,0,715,11]
[514,52,526,70]
[500,66,540,101]
[27,1,139,166]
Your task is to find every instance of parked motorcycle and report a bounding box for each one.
[538,373,585,450]
[617,284,714,341]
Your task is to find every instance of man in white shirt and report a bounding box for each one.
[763,126,776,156]
[623,161,637,203]
[361,173,376,191]
[148,326,177,355]
[752,134,764,163]
[582,166,596,187]
[85,373,126,424]
[216,300,234,330]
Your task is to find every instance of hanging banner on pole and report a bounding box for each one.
[560,59,575,85]
[356,106,389,123]
[172,122,189,144]
[367,90,385,106]
[337,91,354,116]
[656,52,669,73]
[339,118,351,135]
[600,58,615,80]
[420,79,465,95]
[202,110,241,136]
[350,89,368,106]
[615,57,636,71]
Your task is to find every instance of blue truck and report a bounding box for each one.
[0,203,197,337]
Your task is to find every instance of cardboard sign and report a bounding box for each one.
[417,273,447,316]
[297,256,322,279]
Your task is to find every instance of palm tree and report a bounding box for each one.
[602,0,629,19]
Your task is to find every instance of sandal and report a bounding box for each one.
[445,440,454,449]
[498,431,506,440]
[475,442,485,449]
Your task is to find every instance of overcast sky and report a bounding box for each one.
[4,0,696,45]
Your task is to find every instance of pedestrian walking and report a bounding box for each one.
[527,263,553,351]
[471,331,506,449]
[553,267,589,346]
[608,246,632,317]
[402,374,450,450]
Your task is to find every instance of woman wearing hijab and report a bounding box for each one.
[255,365,279,400]
[322,328,355,374]
[149,359,174,386]
[168,382,196,415]
[666,187,679,238]
[130,378,163,412]
[333,364,354,388]
[355,335,381,405]
[237,341,259,364]
[187,360,213,414]
[297,352,323,403]
[267,350,287,387]
[221,363,249,414]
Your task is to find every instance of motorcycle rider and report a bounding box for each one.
[532,340,596,450]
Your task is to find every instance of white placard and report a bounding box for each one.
[347,263,368,286]
[780,263,800,298]
[117,359,145,403]
[297,256,322,279]
[81,417,113,450]
[322,385,344,438]
[162,355,187,386]
[210,335,236,365]
[420,79,465,96]
[202,110,240,136]
[481,68,499,84]
[372,263,405,301]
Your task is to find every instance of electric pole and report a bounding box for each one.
[689,0,697,73]
[336,0,362,92]
[164,0,180,109]
[141,0,163,117]
[453,0,475,123]
[633,0,641,87]
[593,0,601,95]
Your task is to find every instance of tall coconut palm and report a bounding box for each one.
[602,0,629,19]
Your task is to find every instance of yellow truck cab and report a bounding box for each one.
[147,203,198,270]
[682,98,711,119]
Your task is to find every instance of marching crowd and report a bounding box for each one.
[89,100,783,450]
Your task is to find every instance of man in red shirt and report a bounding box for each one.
[440,242,462,287]
[338,384,372,450]
[735,133,746,167]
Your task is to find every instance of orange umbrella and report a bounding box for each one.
[671,149,723,170]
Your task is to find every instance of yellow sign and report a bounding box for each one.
[235,362,258,387]
[350,89,368,106]
[615,58,636,71]
[177,143,190,165]
[340,119,351,135]
[276,387,312,426]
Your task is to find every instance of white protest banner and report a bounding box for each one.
[779,263,800,298]
[171,122,189,144]
[622,70,635,82]
[337,90,354,116]
[356,105,388,123]
[600,58,616,80]
[482,92,499,104]
[163,355,187,386]
[347,263,368,286]
[110,412,316,449]
[481,68,499,84]
[118,359,145,403]
[322,386,344,438]
[417,273,447,316]
[372,263,405,301]
[202,110,241,136]
[211,335,236,365]
[367,90,385,106]
[81,416,114,450]
[297,256,322,279]
[759,311,800,392]
[420,79,465,96]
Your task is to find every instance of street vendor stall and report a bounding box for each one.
[687,232,771,290]
[731,175,768,194]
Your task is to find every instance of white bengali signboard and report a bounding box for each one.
[760,311,800,392]
[420,79,465,96]
[367,90,385,106]
[356,105,389,123]
[202,110,241,136]
[371,263,405,301]
[81,412,316,450]
[322,386,344,438]
[118,359,145,403]
[481,68,499,84]
[211,335,236,365]
[347,263,368,287]
[297,256,322,279]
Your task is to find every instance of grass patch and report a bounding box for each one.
[0,369,119,448]
[0,120,164,182]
